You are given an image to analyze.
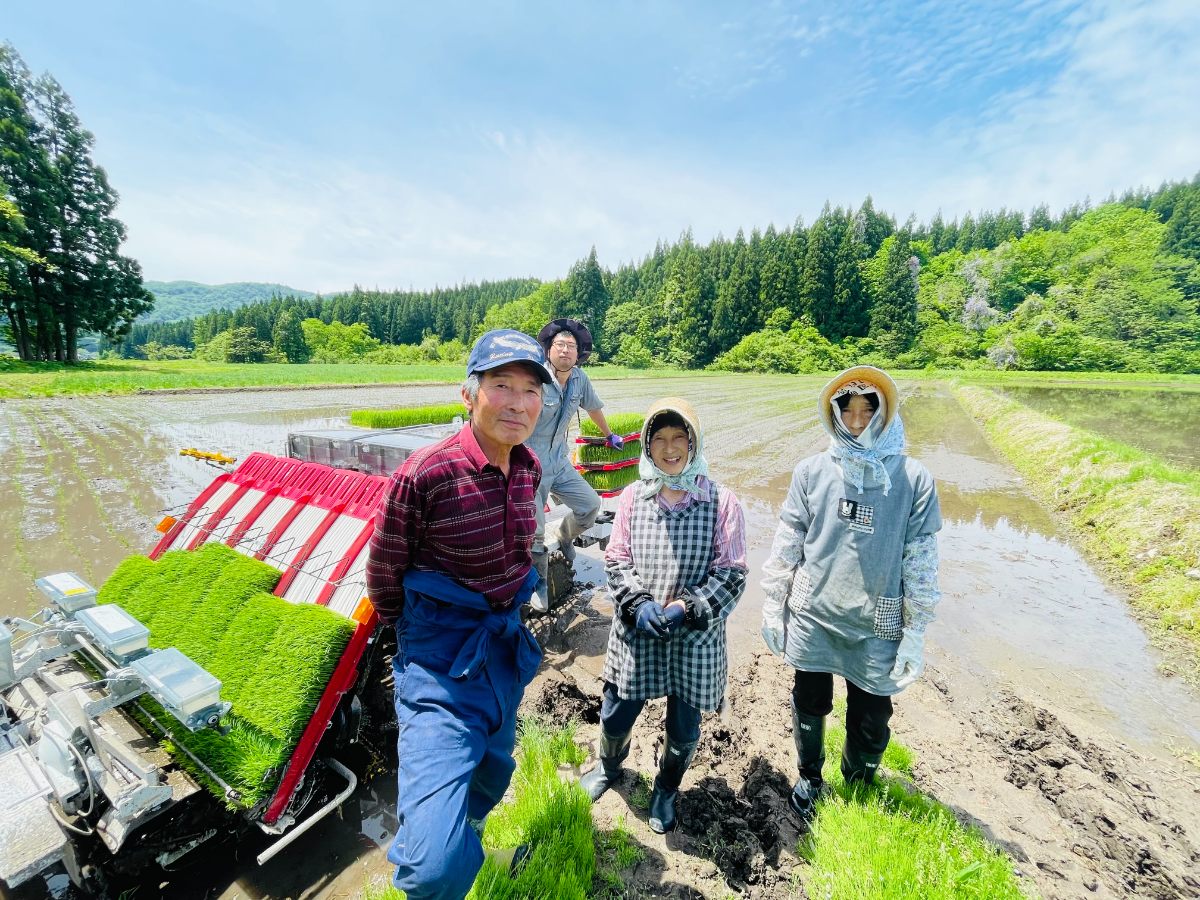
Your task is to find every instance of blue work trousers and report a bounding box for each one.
[387,591,532,900]
[599,681,703,744]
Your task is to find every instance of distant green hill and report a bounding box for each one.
[141,281,320,323]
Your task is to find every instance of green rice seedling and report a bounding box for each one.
[628,772,652,810]
[468,718,595,900]
[97,550,349,807]
[579,413,644,438]
[577,439,640,465]
[350,403,465,429]
[581,466,640,493]
[594,814,645,895]
[142,700,289,807]
[147,544,238,651]
[236,600,355,742]
[353,719,596,900]
[96,554,156,611]
[119,550,202,625]
[182,551,282,667]
[799,700,1027,900]
[205,593,287,708]
[360,876,403,900]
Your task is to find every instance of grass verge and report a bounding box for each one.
[362,718,595,900]
[0,359,695,398]
[349,403,466,428]
[953,383,1200,674]
[801,700,1028,900]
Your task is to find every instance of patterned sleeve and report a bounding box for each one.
[761,522,806,608]
[366,464,427,624]
[604,486,650,624]
[901,533,940,633]
[761,462,811,608]
[683,487,748,627]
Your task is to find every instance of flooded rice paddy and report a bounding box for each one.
[992,383,1200,470]
[2,375,1199,898]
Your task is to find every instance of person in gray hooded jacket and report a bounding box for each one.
[760,366,941,822]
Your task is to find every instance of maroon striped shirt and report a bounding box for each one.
[366,423,541,621]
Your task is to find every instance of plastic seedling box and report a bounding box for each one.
[35,572,98,615]
[75,604,150,661]
[131,648,222,721]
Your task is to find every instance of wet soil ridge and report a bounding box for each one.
[953,384,1200,681]
[988,691,1200,898]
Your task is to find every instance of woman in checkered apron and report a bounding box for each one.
[760,367,942,823]
[578,398,747,834]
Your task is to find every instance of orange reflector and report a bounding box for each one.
[156,516,178,533]
[352,595,376,625]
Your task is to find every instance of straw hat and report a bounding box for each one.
[641,397,701,455]
[818,366,900,435]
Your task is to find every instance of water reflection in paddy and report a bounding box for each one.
[904,383,1200,753]
[992,383,1200,470]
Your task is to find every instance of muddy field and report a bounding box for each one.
[2,376,1199,900]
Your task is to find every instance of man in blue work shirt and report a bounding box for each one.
[528,318,622,611]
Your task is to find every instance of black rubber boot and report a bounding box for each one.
[647,735,698,834]
[788,701,827,822]
[841,740,885,786]
[578,730,632,802]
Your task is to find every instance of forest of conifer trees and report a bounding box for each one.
[116,176,1200,374]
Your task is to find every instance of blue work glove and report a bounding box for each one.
[606,432,625,450]
[662,601,687,633]
[635,601,671,639]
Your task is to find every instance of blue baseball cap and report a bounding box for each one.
[467,329,552,384]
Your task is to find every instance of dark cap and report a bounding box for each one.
[467,329,552,384]
[537,318,593,363]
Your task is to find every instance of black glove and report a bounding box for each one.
[635,602,671,639]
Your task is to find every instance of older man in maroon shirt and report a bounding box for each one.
[367,329,550,900]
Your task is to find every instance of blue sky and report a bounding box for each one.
[4,0,1199,292]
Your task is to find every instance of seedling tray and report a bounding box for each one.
[574,431,640,445]
[138,452,389,824]
[575,458,639,472]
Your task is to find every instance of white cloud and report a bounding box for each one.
[907,0,1200,217]
[120,127,777,291]
[114,0,1200,289]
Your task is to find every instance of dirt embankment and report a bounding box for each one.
[523,589,1200,900]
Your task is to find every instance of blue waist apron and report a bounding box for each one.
[388,568,542,900]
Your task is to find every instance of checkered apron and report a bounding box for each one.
[601,486,727,711]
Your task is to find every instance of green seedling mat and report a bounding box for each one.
[577,439,641,465]
[350,403,464,429]
[581,465,641,493]
[98,544,355,807]
[579,412,644,439]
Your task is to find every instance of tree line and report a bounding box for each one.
[117,175,1200,374]
[0,43,150,362]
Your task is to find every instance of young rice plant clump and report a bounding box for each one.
[360,719,595,900]
[581,466,641,493]
[579,413,644,438]
[801,699,1027,899]
[99,546,355,805]
[349,404,465,429]
[577,439,640,465]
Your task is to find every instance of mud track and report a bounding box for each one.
[523,587,1200,900]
